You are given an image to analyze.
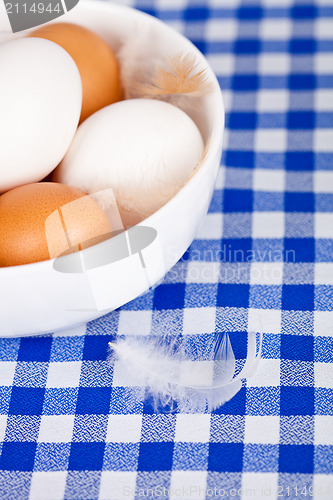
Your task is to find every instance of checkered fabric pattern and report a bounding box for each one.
[0,0,333,498]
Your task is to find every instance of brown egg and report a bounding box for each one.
[0,183,112,267]
[29,22,123,123]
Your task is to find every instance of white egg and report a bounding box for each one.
[0,38,82,193]
[54,99,204,225]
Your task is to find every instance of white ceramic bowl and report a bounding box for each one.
[0,0,224,337]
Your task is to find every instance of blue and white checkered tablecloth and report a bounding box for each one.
[1,0,333,498]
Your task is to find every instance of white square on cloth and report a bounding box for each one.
[175,414,211,443]
[252,212,285,238]
[183,307,216,335]
[106,414,142,443]
[169,471,207,500]
[248,308,281,335]
[244,416,280,444]
[250,262,283,285]
[207,54,235,76]
[314,311,333,337]
[0,361,16,386]
[38,415,74,443]
[195,213,223,240]
[0,415,7,442]
[257,90,289,112]
[315,90,333,111]
[315,264,333,285]
[315,213,333,238]
[260,19,292,39]
[247,359,280,387]
[29,471,67,500]
[315,54,333,74]
[255,130,287,152]
[314,416,333,445]
[314,362,333,389]
[315,19,333,39]
[313,475,333,500]
[205,19,238,40]
[241,472,279,499]
[253,169,285,192]
[314,172,333,193]
[186,262,220,284]
[99,471,137,500]
[314,130,333,152]
[118,310,152,337]
[259,54,290,74]
[46,361,81,388]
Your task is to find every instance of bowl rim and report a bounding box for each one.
[0,0,224,277]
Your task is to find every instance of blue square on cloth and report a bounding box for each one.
[221,239,252,262]
[287,112,315,130]
[286,152,314,170]
[225,151,255,169]
[284,239,315,263]
[153,284,186,310]
[76,387,112,415]
[83,335,113,361]
[285,193,314,212]
[281,335,314,361]
[208,443,244,472]
[237,6,263,19]
[232,75,259,91]
[279,444,314,473]
[17,337,52,362]
[282,284,314,310]
[223,190,253,213]
[228,113,257,130]
[280,387,314,415]
[217,284,250,308]
[290,39,316,54]
[228,333,249,360]
[138,442,174,471]
[291,5,317,18]
[142,398,177,415]
[234,39,260,54]
[9,387,45,415]
[289,75,316,91]
[184,7,209,21]
[213,387,246,415]
[68,443,105,471]
[0,442,36,471]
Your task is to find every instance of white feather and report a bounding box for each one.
[108,330,262,412]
